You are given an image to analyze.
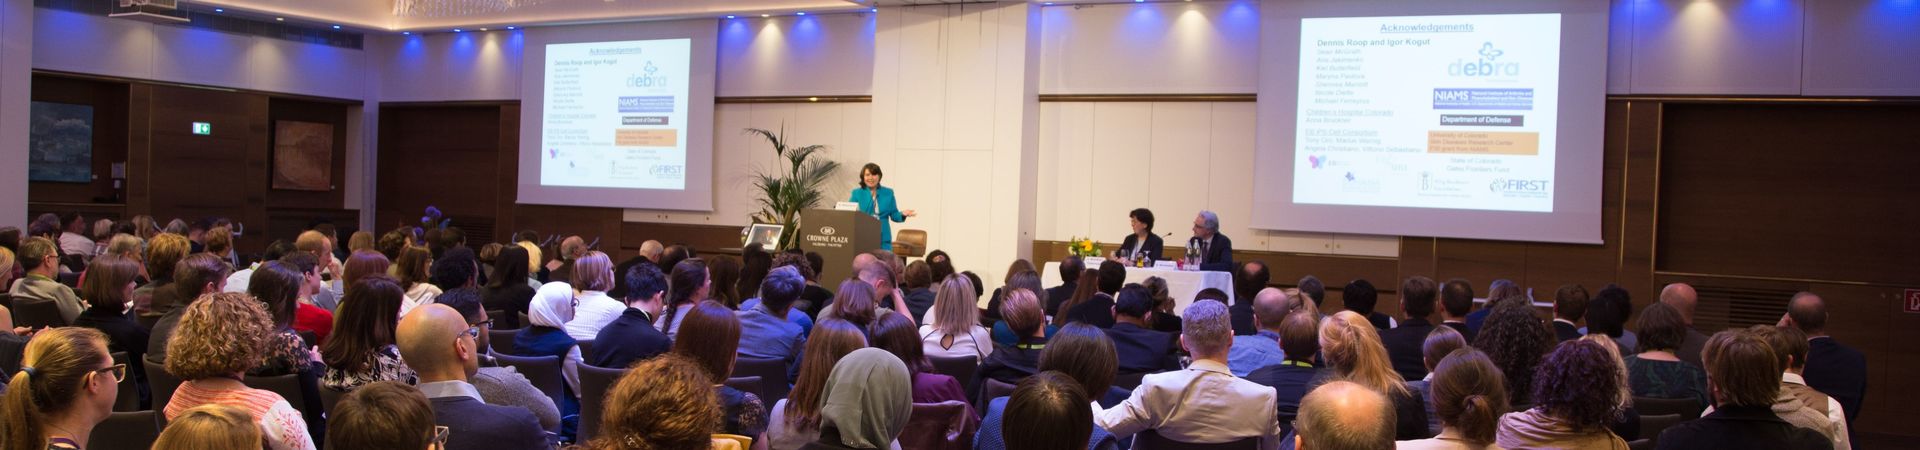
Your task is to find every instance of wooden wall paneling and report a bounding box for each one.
[126,84,152,216]
[146,85,255,245]
[1518,100,1634,299]
[374,105,503,236]
[239,94,270,253]
[1432,239,1529,294]
[1825,281,1917,437]
[511,205,624,257]
[27,74,130,205]
[1397,237,1437,280]
[494,105,520,245]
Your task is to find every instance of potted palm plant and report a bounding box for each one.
[747,125,842,251]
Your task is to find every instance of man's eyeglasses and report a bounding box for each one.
[473,319,495,330]
[458,326,481,339]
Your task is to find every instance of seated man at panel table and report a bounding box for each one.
[1188,211,1235,272]
[1097,301,1281,450]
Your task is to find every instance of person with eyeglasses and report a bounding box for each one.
[398,304,550,450]
[9,237,86,325]
[432,287,562,432]
[328,381,449,450]
[0,327,121,450]
[163,292,317,450]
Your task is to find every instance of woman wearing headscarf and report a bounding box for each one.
[512,281,585,414]
[801,348,913,450]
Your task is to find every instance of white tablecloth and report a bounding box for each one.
[1039,262,1235,316]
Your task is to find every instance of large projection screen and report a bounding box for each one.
[1252,0,1608,244]
[518,20,718,211]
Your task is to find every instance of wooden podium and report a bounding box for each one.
[798,209,882,285]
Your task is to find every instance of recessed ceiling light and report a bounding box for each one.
[760,13,770,17]
[796,12,807,15]
[726,15,735,19]
[402,31,411,35]
[275,17,285,21]
[453,28,463,32]
[213,8,223,12]
[870,8,878,12]
[506,26,517,29]
[479,27,488,31]
[332,25,341,29]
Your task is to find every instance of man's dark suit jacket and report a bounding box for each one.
[1063,293,1116,329]
[1553,320,1582,342]
[1044,283,1076,317]
[591,308,673,369]
[430,395,550,450]
[1379,318,1435,381]
[1803,336,1867,422]
[1191,234,1234,272]
[1118,233,1165,262]
[1677,328,1708,367]
[1104,322,1180,374]
[1653,405,1831,450]
[1441,321,1476,345]
[1230,302,1257,336]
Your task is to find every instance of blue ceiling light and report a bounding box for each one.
[213,8,224,12]
[453,28,463,32]
[507,26,517,29]
[871,8,878,12]
[726,15,736,19]
[332,25,341,29]
[797,11,807,15]
[402,31,411,35]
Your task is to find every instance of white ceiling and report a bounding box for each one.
[183,0,872,32]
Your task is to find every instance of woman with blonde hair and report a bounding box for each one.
[1320,310,1430,440]
[134,233,191,320]
[919,274,992,360]
[164,292,316,450]
[152,404,265,450]
[346,231,375,253]
[0,327,120,450]
[566,251,623,341]
[769,320,870,450]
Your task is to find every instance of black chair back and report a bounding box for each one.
[143,357,183,417]
[1115,372,1149,391]
[12,300,67,328]
[732,356,790,403]
[576,339,596,362]
[493,352,566,410]
[319,386,346,418]
[0,293,12,309]
[983,378,1017,401]
[110,351,140,412]
[1131,430,1259,450]
[578,363,629,441]
[486,309,509,328]
[1639,413,1687,447]
[928,354,978,398]
[90,411,160,450]
[1634,396,1702,419]
[489,329,521,355]
[244,374,307,414]
[725,376,763,400]
[1628,439,1653,450]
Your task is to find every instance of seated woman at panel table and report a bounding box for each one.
[1113,208,1164,263]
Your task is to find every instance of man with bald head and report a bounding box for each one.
[1294,381,1394,450]
[1781,292,1867,423]
[1661,283,1710,367]
[1228,287,1293,376]
[398,304,549,450]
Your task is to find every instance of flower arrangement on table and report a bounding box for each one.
[1067,236,1103,258]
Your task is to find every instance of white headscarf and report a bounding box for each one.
[530,281,575,328]
[818,348,912,449]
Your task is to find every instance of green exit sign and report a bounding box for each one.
[191,122,211,135]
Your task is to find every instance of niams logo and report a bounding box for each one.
[1449,42,1518,77]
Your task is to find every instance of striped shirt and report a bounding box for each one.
[164,380,317,450]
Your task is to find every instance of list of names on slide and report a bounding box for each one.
[1293,14,1561,213]
[541,39,692,190]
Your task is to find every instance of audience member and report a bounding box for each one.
[397,304,548,450]
[226,239,294,293]
[1052,269,1102,327]
[1046,256,1085,316]
[432,288,562,431]
[1382,276,1441,381]
[739,252,819,335]
[1655,331,1831,450]
[149,253,231,362]
[1105,284,1180,375]
[1096,301,1280,449]
[823,279,887,332]
[483,246,537,329]
[674,301,771,445]
[245,262,325,378]
[1232,260,1271,336]
[586,355,725,450]
[657,258,712,339]
[429,247,479,292]
[801,348,913,450]
[1407,326,1470,437]
[322,275,419,391]
[326,381,442,450]
[657,244,694,285]
[925,250,955,286]
[1321,310,1430,440]
[899,261,937,320]
[1246,312,1325,431]
[1042,323,1130,407]
[0,328,118,450]
[825,256,913,326]
[979,325,1126,450]
[1296,276,1326,311]
[134,233,191,321]
[1438,279,1476,343]
[1580,285,1638,354]
[10,237,85,324]
[513,282,585,401]
[394,246,441,317]
[1141,277,1182,333]
[70,255,149,396]
[1744,325,1850,449]
[1782,292,1865,423]
[589,261,672,369]
[919,274,992,361]
[1624,303,1709,408]
[1552,285,1590,342]
[548,236,586,285]
[1005,372,1110,450]
[988,271,1049,344]
[341,250,392,289]
[1658,283,1709,367]
[770,319,868,450]
[153,404,265,450]
[1576,335,1640,441]
[1344,279,1394,331]
[1474,303,1553,406]
[1494,339,1626,450]
[277,252,337,344]
[980,289,1050,386]
[204,226,236,268]
[871,313,970,408]
[163,292,316,450]
[738,244,773,302]
[56,213,94,259]
[709,255,744,309]
[1398,349,1508,450]
[1294,381,1394,450]
[564,251,622,341]
[1062,261,1125,328]
[738,266,809,379]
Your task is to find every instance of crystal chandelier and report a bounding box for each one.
[394,0,561,17]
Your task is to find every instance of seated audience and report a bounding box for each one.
[739,253,819,336]
[657,258,712,339]
[1552,285,1590,342]
[565,251,623,341]
[149,253,231,363]
[163,292,316,450]
[483,246,538,330]
[593,262,673,370]
[1464,280,1520,334]
[1381,276,1441,381]
[1141,277,1183,333]
[429,247,480,292]
[1657,283,1709,367]
[153,404,265,450]
[770,320,869,450]
[246,262,325,377]
[919,274,993,361]
[1437,279,1476,343]
[824,258,912,328]
[989,271,1052,345]
[1005,372,1109,450]
[1062,261,1125,328]
[980,324,1126,450]
[583,354,732,450]
[1399,349,1508,450]
[1580,285,1638,354]
[395,246,442,317]
[513,282,585,405]
[1045,256,1084,316]
[1321,310,1430,440]
[1344,279,1394,330]
[1578,335,1642,441]
[1104,284,1180,375]
[1294,381,1395,450]
[1655,330,1831,450]
[341,250,392,291]
[275,252,336,344]
[801,348,913,450]
[548,236,585,285]
[1625,303,1710,408]
[293,230,345,312]
[225,239,293,294]
[433,288,562,431]
[675,301,771,447]
[870,313,970,407]
[11,237,86,324]
[0,328,118,450]
[326,381,442,450]
[1095,301,1280,448]
[823,279,888,332]
[1407,326,1469,437]
[133,233,188,320]
[397,304,548,450]
[900,261,937,320]
[1246,312,1326,431]
[1783,292,1866,424]
[979,289,1050,387]
[1475,303,1554,407]
[69,255,149,391]
[1051,269,1102,328]
[1744,325,1850,449]
[707,255,744,309]
[1231,261,1271,336]
[1494,339,1627,450]
[739,266,809,379]
[322,275,419,391]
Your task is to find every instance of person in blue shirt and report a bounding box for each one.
[849,163,916,251]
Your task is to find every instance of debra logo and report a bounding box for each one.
[1489,178,1549,193]
[1449,42,1519,77]
[1308,155,1326,169]
[626,61,670,87]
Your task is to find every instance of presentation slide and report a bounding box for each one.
[1294,14,1561,212]
[540,39,693,190]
